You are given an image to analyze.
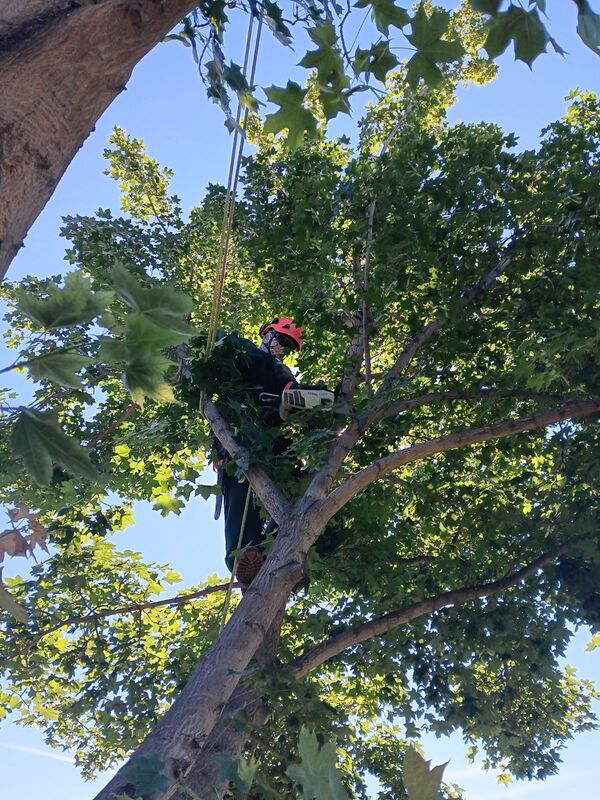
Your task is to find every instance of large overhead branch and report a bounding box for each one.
[320,398,600,520]
[0,0,200,278]
[307,252,515,501]
[289,549,563,679]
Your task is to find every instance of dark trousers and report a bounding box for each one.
[222,471,266,572]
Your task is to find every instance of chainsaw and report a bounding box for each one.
[259,385,335,420]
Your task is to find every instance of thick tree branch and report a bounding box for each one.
[0,0,200,277]
[369,389,571,426]
[307,255,515,503]
[320,398,600,520]
[289,549,564,679]
[203,397,289,524]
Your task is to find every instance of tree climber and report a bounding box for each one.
[178,317,334,589]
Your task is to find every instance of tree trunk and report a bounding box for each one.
[0,0,199,279]
[93,510,319,800]
[176,604,287,799]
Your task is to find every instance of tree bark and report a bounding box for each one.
[176,603,287,799]
[93,510,315,800]
[0,0,199,279]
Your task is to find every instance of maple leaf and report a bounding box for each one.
[354,0,409,37]
[263,82,318,148]
[27,520,50,554]
[406,4,466,87]
[0,530,29,562]
[403,746,447,800]
[353,42,399,82]
[286,728,349,800]
[485,7,548,66]
[8,505,31,523]
[299,22,346,87]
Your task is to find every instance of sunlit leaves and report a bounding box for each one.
[354,0,409,37]
[10,408,100,486]
[406,5,466,87]
[264,82,319,148]
[16,270,112,330]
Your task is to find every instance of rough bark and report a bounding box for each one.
[176,603,287,799]
[0,0,199,278]
[93,510,315,800]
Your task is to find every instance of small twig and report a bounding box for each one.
[86,403,138,447]
[3,582,237,665]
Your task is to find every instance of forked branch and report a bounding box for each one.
[374,254,512,403]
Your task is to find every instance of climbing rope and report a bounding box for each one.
[218,481,252,630]
[204,11,265,361]
[197,11,264,622]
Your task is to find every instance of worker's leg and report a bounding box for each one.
[222,472,264,572]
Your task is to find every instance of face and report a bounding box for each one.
[261,331,294,361]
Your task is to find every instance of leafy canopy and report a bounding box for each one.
[1,26,600,800]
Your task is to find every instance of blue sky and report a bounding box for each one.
[1,2,600,798]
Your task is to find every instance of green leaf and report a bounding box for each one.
[318,85,351,119]
[577,0,600,56]
[406,52,445,87]
[485,7,547,66]
[263,0,292,46]
[125,313,190,351]
[123,351,176,405]
[263,82,318,148]
[354,0,409,36]
[286,728,349,800]
[405,4,466,86]
[0,585,29,624]
[403,747,447,800]
[152,494,184,516]
[216,754,258,798]
[299,22,347,89]
[122,755,169,796]
[112,264,195,335]
[469,0,501,12]
[353,42,399,82]
[16,271,112,329]
[98,337,130,364]
[27,351,92,388]
[10,408,100,486]
[195,484,222,500]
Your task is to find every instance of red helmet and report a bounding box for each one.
[259,317,303,351]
